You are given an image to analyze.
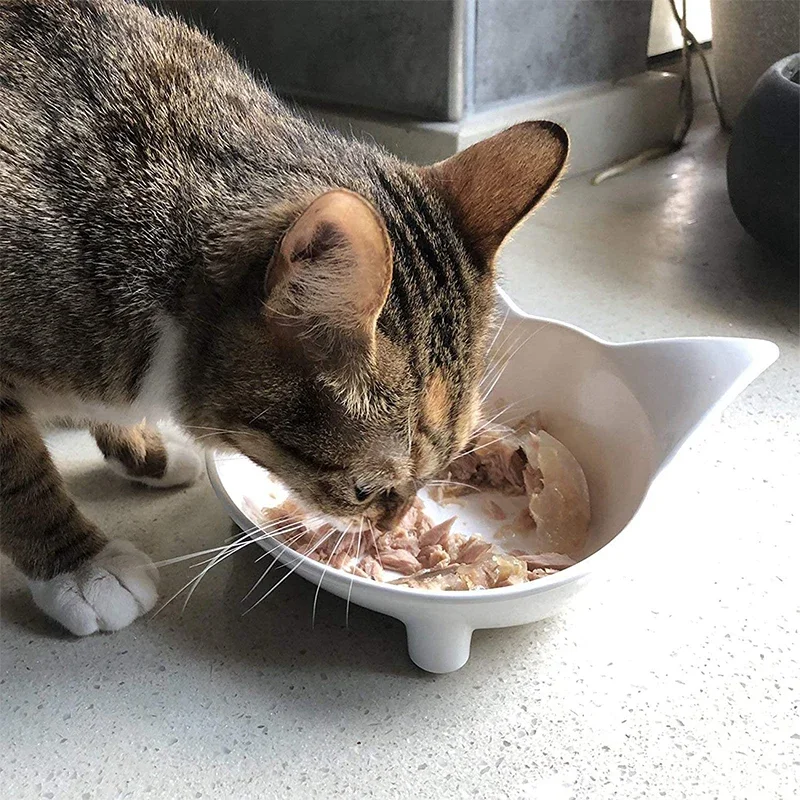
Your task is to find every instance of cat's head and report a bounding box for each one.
[197,121,568,528]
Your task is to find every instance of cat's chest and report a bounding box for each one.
[19,315,182,428]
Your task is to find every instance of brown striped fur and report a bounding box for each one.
[0,0,568,583]
[91,422,169,480]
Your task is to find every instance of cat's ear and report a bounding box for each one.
[421,120,569,264]
[264,189,392,402]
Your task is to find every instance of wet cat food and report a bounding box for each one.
[255,418,589,591]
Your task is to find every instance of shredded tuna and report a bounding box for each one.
[377,549,422,575]
[446,430,527,495]
[418,544,450,569]
[418,517,456,548]
[509,551,576,570]
[482,499,507,520]
[251,411,589,591]
[457,536,494,564]
[496,507,538,538]
[391,551,529,591]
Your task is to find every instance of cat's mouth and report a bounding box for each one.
[260,476,414,536]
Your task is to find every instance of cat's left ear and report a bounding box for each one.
[420,120,569,265]
[264,189,392,405]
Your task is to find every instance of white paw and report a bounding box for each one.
[29,540,158,636]
[107,426,203,489]
[137,427,203,488]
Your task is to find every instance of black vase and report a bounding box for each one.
[726,53,799,263]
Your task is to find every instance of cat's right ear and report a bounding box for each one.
[263,189,393,402]
[421,120,569,265]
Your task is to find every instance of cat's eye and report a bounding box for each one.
[354,484,376,504]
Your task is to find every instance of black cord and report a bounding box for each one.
[592,0,729,185]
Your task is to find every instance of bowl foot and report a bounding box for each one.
[405,620,473,673]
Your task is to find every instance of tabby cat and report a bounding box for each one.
[0,0,568,635]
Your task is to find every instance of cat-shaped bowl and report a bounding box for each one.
[207,287,778,673]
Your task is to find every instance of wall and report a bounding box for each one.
[472,0,652,110]
[157,0,458,121]
[159,0,655,121]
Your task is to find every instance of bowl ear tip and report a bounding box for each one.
[612,336,780,460]
[755,339,780,368]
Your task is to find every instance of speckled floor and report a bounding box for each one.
[2,108,798,800]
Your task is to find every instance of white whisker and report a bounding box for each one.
[312,523,351,629]
[484,306,510,363]
[480,325,547,405]
[149,526,259,569]
[426,479,478,491]
[241,528,313,603]
[243,528,338,615]
[186,517,321,572]
[251,517,324,563]
[472,397,534,434]
[153,513,323,616]
[182,425,241,434]
[480,319,524,385]
[367,520,383,571]
[153,540,237,618]
[249,408,269,424]
[478,331,524,397]
[482,317,532,374]
[452,432,516,461]
[345,519,363,630]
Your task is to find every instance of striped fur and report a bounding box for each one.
[0,0,567,591]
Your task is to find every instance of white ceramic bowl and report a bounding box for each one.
[207,288,778,673]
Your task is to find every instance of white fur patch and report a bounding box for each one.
[20,313,182,428]
[106,426,203,488]
[28,540,158,636]
[134,314,181,422]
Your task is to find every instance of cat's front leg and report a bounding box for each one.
[0,398,157,635]
[91,421,202,488]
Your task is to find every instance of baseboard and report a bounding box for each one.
[304,71,682,177]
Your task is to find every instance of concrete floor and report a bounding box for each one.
[2,109,798,799]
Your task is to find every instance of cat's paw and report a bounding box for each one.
[136,428,203,488]
[107,427,203,489]
[28,540,158,636]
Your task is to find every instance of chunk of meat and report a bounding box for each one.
[377,549,422,575]
[521,431,591,558]
[528,568,559,580]
[439,530,467,561]
[418,517,457,548]
[457,536,493,564]
[482,499,507,520]
[376,528,421,557]
[360,555,385,582]
[496,507,537,539]
[258,503,303,528]
[329,551,357,571]
[417,544,450,569]
[396,497,432,534]
[446,427,527,495]
[509,551,576,570]
[392,551,529,591]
